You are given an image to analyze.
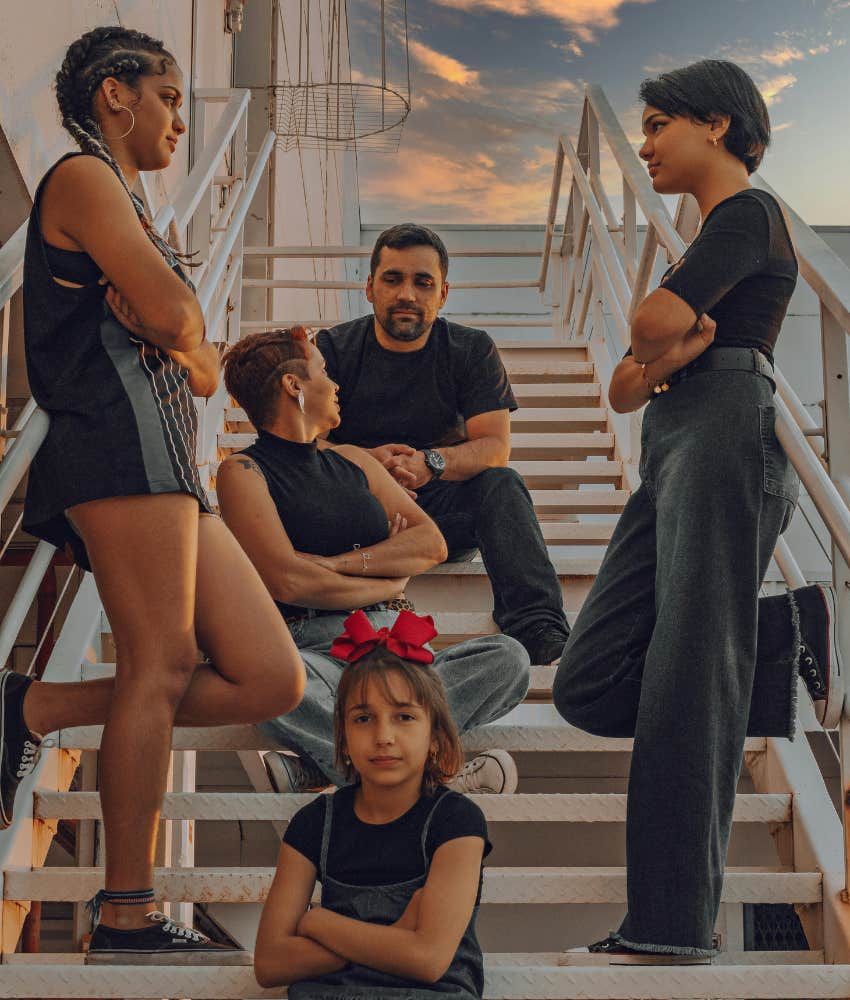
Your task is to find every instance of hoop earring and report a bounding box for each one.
[103,104,135,141]
[297,389,306,413]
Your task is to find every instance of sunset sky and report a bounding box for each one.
[348,0,850,225]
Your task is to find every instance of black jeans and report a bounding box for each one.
[416,467,569,650]
[553,370,800,955]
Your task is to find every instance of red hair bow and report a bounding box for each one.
[330,609,437,665]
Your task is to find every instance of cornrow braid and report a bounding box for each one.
[55,27,195,265]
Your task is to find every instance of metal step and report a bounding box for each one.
[510,433,614,459]
[33,791,791,825]
[224,407,609,433]
[5,866,820,905]
[217,431,615,460]
[512,460,622,487]
[512,383,601,407]
[55,723,769,754]
[531,490,628,517]
[503,361,595,383]
[1,958,839,999]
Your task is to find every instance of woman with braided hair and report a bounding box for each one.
[0,26,305,964]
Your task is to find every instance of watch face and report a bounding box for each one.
[426,449,445,473]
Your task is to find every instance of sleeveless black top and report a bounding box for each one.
[240,430,389,617]
[22,153,211,569]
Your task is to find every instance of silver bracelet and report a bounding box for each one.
[352,543,371,575]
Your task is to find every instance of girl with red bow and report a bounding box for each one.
[255,610,488,998]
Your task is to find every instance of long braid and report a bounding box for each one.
[55,27,194,265]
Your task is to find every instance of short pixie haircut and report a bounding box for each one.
[222,327,311,429]
[639,60,770,174]
[370,223,450,279]
[334,647,464,794]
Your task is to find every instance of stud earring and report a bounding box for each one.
[297,389,306,413]
[711,136,718,147]
[103,103,135,140]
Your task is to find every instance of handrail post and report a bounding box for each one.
[819,300,850,895]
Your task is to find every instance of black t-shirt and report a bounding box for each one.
[317,316,517,450]
[284,784,491,897]
[240,430,388,616]
[658,188,797,363]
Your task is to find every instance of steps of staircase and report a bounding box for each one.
[510,383,603,408]
[5,867,820,904]
[531,490,628,516]
[0,958,837,999]
[511,460,622,487]
[503,361,595,383]
[33,791,791,824]
[55,723,769,754]
[224,407,609,433]
[510,433,614,459]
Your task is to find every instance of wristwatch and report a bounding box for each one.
[422,449,446,480]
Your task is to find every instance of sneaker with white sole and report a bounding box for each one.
[1,669,53,830]
[559,935,712,966]
[447,749,518,795]
[795,584,844,728]
[262,751,329,793]
[86,910,251,965]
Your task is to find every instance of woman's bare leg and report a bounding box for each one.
[23,515,305,734]
[55,494,201,929]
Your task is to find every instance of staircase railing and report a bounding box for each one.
[551,85,850,958]
[0,86,271,951]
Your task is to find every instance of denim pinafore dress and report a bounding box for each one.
[288,789,484,1000]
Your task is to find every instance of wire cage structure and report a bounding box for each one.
[271,0,411,152]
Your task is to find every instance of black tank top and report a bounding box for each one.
[241,430,389,616]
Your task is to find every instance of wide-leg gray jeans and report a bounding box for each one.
[261,608,531,785]
[553,369,801,955]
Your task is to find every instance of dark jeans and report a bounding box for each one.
[553,370,801,955]
[417,467,569,651]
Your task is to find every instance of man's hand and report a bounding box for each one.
[384,450,433,490]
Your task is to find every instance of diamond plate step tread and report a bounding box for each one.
[32,791,791,824]
[225,406,608,426]
[2,961,844,999]
[56,723,770,753]
[5,867,821,904]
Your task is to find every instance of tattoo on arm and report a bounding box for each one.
[234,457,266,479]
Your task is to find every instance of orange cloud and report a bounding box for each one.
[760,73,797,105]
[359,148,551,223]
[408,40,480,86]
[429,0,654,35]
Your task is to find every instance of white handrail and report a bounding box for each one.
[0,222,26,310]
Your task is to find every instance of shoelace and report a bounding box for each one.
[147,910,209,943]
[15,737,54,779]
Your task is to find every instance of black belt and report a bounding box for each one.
[668,347,775,391]
[284,597,415,627]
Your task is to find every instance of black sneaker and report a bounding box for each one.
[86,910,252,965]
[1,669,48,830]
[524,628,570,666]
[559,935,712,966]
[796,584,844,728]
[263,751,328,793]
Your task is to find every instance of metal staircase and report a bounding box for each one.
[1,84,850,998]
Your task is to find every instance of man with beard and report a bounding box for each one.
[316,223,570,667]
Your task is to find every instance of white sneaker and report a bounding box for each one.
[447,750,518,794]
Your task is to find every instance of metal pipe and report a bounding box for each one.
[562,140,632,319]
[0,402,49,517]
[0,541,56,668]
[775,395,850,568]
[538,139,566,291]
[155,91,251,234]
[197,130,276,316]
[773,536,808,590]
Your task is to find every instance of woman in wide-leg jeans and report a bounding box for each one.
[553,59,833,962]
